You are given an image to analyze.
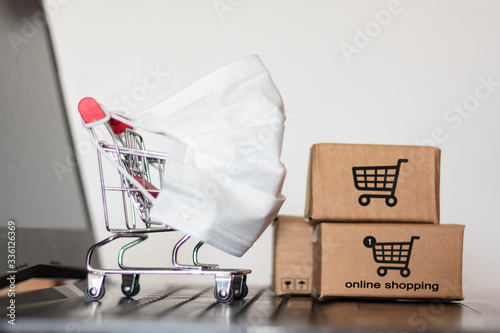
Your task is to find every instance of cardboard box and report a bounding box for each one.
[306,143,440,224]
[312,223,464,300]
[272,216,313,295]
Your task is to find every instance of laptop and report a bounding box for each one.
[0,0,93,289]
[1,1,500,332]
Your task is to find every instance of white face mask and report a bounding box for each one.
[132,55,286,257]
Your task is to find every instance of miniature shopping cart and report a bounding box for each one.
[352,158,408,207]
[78,97,250,303]
[363,235,419,277]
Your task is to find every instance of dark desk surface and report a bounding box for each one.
[2,281,500,332]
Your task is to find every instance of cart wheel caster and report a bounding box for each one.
[85,284,105,301]
[214,287,234,303]
[400,268,410,278]
[359,195,370,206]
[121,274,140,298]
[385,196,397,207]
[121,282,140,297]
[233,283,248,301]
[377,267,387,277]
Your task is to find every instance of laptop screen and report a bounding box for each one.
[0,0,94,286]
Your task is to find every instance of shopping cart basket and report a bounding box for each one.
[78,97,250,303]
[352,158,408,207]
[363,235,419,277]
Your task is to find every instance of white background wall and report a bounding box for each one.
[42,0,500,296]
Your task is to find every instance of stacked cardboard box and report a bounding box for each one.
[273,143,464,300]
[272,215,313,296]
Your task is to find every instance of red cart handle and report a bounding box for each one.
[78,97,134,134]
[78,97,110,127]
[109,116,134,135]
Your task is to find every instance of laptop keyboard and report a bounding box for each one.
[5,282,500,332]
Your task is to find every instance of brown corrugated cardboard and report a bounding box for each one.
[272,216,313,295]
[312,223,464,300]
[306,143,440,224]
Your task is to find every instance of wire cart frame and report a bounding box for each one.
[78,97,250,303]
[352,158,408,207]
[363,235,420,278]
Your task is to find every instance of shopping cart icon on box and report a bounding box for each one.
[364,235,420,278]
[352,158,408,207]
[78,97,250,303]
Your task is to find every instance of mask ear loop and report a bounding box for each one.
[109,111,182,143]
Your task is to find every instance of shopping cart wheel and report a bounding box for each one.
[231,274,248,301]
[121,274,140,298]
[400,268,410,278]
[377,267,388,277]
[359,195,370,206]
[85,284,105,301]
[214,287,234,303]
[385,196,397,207]
[233,283,248,301]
